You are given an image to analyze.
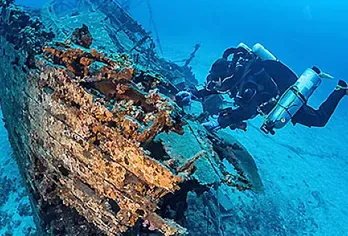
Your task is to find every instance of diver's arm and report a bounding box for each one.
[217,106,257,128]
[217,95,260,128]
[175,85,220,107]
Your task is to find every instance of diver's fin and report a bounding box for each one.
[312,66,334,79]
[319,71,334,80]
[335,80,348,95]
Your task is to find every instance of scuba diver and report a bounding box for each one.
[175,43,348,134]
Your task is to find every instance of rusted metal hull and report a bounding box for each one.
[0,1,262,235]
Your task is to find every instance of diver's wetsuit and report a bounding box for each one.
[198,54,346,129]
[292,81,347,127]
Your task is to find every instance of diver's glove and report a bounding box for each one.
[229,121,248,131]
[202,119,220,131]
[175,91,192,107]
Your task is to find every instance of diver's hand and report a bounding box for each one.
[202,119,220,131]
[175,91,192,107]
[229,121,247,131]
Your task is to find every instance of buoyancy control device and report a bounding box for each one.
[260,67,324,134]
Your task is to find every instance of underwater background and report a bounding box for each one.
[1,0,348,235]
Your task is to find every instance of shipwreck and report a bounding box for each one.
[0,0,262,235]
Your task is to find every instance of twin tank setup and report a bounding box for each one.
[237,43,329,135]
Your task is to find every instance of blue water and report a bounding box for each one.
[16,0,348,90]
[132,1,348,76]
[17,0,348,80]
[5,0,348,235]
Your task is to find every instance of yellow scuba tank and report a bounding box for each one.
[261,68,324,134]
[252,43,277,61]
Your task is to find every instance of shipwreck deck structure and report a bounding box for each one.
[0,1,262,235]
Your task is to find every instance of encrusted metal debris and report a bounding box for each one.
[71,23,93,48]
